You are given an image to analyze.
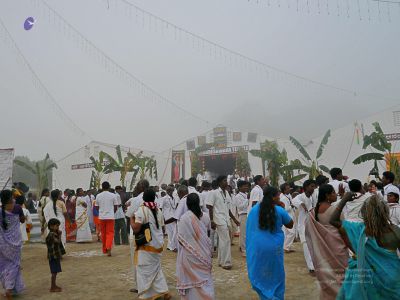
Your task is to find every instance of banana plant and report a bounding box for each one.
[14,153,57,193]
[353,122,400,184]
[101,145,142,187]
[250,140,306,187]
[289,129,331,179]
[89,151,109,189]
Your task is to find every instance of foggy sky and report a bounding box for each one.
[1,0,399,161]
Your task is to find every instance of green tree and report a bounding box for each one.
[289,129,331,179]
[235,149,251,177]
[250,140,306,187]
[352,122,400,184]
[14,153,57,193]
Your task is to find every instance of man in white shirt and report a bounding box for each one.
[343,179,370,222]
[247,175,266,213]
[386,185,400,226]
[328,168,350,200]
[292,179,316,274]
[280,183,297,253]
[206,175,240,270]
[94,182,118,256]
[382,171,396,202]
[161,186,178,250]
[233,180,249,257]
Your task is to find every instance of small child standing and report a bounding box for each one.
[46,218,66,292]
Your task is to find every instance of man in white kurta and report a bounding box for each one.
[280,183,296,252]
[161,187,178,250]
[328,168,350,201]
[292,180,316,272]
[233,180,249,256]
[247,175,266,213]
[206,176,240,270]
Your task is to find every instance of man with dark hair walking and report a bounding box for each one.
[95,182,118,256]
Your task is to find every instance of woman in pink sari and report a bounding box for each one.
[177,193,214,300]
[305,184,348,300]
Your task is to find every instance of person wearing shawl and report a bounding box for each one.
[305,184,348,300]
[177,193,214,299]
[0,190,25,299]
[75,188,92,243]
[131,189,171,300]
[330,192,400,299]
[246,186,293,300]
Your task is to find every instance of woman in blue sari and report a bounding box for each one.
[0,190,25,299]
[330,193,400,299]
[246,186,293,300]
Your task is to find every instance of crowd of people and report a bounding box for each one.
[1,168,400,299]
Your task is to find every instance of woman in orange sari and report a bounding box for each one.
[65,192,77,242]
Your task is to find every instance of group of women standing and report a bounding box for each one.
[245,183,400,300]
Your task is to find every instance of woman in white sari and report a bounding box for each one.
[177,193,214,300]
[132,189,171,300]
[43,190,67,247]
[75,189,92,243]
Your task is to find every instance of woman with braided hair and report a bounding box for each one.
[330,193,400,299]
[0,190,25,299]
[43,190,68,247]
[304,184,348,300]
[246,186,293,300]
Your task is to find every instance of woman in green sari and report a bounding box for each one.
[330,193,400,299]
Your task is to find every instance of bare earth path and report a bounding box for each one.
[9,238,318,300]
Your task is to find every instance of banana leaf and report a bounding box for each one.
[353,153,384,165]
[319,164,330,173]
[289,136,311,161]
[316,130,331,159]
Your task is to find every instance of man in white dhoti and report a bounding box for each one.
[75,188,92,243]
[280,183,297,253]
[131,189,171,300]
[161,186,178,251]
[292,179,316,274]
[125,179,149,294]
[206,175,240,270]
[232,180,249,256]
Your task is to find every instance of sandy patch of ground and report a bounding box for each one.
[8,238,319,300]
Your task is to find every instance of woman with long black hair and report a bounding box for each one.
[176,193,213,299]
[304,184,348,300]
[246,186,293,300]
[43,190,68,247]
[0,190,25,299]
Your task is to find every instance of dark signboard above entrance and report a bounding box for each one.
[213,126,228,148]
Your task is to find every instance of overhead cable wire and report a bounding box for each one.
[0,15,91,139]
[106,0,400,103]
[32,0,213,127]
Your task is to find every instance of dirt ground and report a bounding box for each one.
[7,237,319,300]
